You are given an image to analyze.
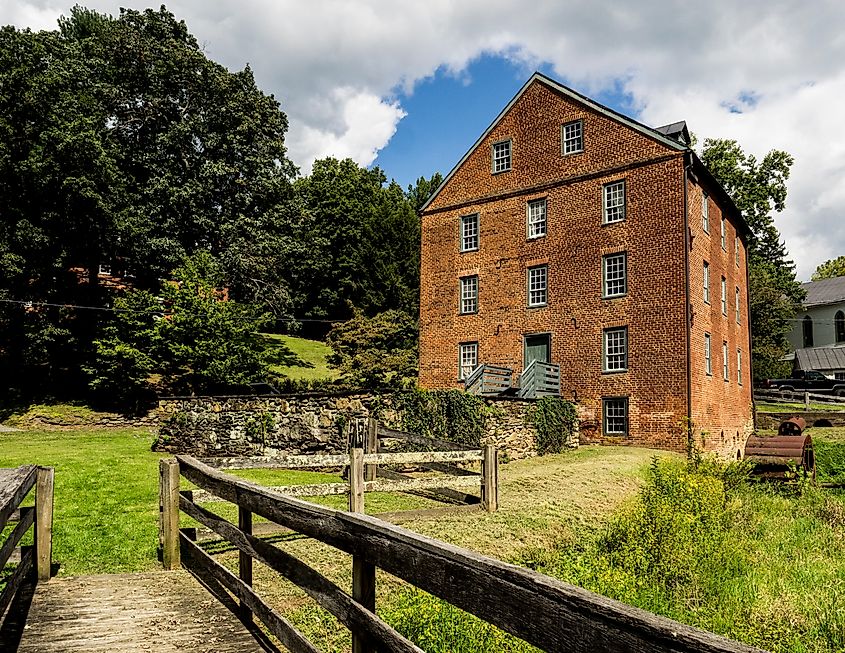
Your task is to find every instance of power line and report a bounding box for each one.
[0,298,342,323]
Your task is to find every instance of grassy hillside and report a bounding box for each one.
[263,334,341,382]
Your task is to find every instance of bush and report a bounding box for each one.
[527,397,577,454]
[396,388,487,448]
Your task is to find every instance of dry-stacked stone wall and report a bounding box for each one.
[154,393,578,460]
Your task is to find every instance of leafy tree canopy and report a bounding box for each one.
[326,309,418,388]
[811,256,845,281]
[701,139,802,380]
[85,253,273,404]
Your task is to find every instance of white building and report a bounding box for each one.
[788,276,845,378]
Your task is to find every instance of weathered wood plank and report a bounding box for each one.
[482,445,499,513]
[365,419,378,482]
[0,506,34,570]
[0,546,33,621]
[180,534,320,653]
[35,467,54,581]
[363,450,483,465]
[201,453,350,470]
[365,476,480,494]
[15,570,270,652]
[177,455,764,653]
[179,497,423,653]
[0,466,37,533]
[159,459,180,569]
[376,427,471,451]
[238,506,253,621]
[349,448,375,653]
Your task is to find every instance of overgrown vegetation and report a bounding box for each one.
[527,397,578,454]
[520,458,845,652]
[396,388,488,447]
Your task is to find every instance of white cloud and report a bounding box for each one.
[3,0,845,278]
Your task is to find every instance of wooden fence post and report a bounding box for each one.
[239,506,253,621]
[349,447,375,653]
[159,458,180,570]
[804,391,810,410]
[481,445,499,513]
[365,418,379,482]
[35,466,54,582]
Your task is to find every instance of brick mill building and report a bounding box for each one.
[418,72,754,456]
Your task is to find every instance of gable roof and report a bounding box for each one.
[420,71,687,213]
[802,276,845,308]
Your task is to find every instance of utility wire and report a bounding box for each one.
[0,298,343,323]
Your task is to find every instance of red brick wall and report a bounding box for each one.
[686,178,754,457]
[419,77,753,454]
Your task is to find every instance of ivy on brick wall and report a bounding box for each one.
[396,388,488,448]
[528,397,577,455]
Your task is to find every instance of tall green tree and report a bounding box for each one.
[701,139,802,380]
[0,7,299,399]
[85,253,273,402]
[811,256,845,281]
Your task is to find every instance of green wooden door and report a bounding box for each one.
[524,334,551,367]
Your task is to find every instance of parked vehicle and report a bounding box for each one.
[761,370,845,396]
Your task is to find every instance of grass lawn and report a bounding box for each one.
[756,400,845,413]
[263,334,340,382]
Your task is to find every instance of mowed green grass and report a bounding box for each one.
[0,427,440,575]
[263,334,340,382]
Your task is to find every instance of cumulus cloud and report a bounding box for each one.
[2,0,844,277]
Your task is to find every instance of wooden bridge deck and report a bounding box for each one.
[2,571,276,653]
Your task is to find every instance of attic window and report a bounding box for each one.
[492,140,511,173]
[562,120,584,155]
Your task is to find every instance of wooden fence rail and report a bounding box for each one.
[0,465,54,624]
[161,455,763,653]
[754,389,845,406]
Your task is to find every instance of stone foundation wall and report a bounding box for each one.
[154,393,578,460]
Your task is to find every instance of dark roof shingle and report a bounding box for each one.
[801,276,845,307]
[795,346,845,371]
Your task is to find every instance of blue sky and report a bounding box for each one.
[374,56,637,190]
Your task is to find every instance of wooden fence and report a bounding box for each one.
[159,456,763,653]
[194,418,497,514]
[754,389,845,408]
[0,465,54,623]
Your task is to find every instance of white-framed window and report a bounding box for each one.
[603,180,626,224]
[702,191,709,233]
[835,372,845,381]
[527,198,547,239]
[735,286,741,324]
[602,397,628,436]
[735,236,740,266]
[722,341,729,381]
[527,265,548,307]
[492,140,511,173]
[603,327,628,372]
[602,252,627,298]
[721,217,727,250]
[460,214,479,252]
[721,276,727,315]
[737,349,743,385]
[458,342,478,381]
[459,276,478,314]
[562,119,584,155]
[98,263,112,275]
[705,333,712,376]
[703,261,710,304]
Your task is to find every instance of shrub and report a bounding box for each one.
[397,388,487,447]
[527,397,577,454]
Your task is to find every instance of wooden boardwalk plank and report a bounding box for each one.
[10,571,274,653]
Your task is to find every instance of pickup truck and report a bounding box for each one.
[761,370,845,396]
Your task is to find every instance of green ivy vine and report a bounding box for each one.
[528,397,577,455]
[396,388,488,448]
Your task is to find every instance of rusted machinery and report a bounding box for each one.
[745,417,815,482]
